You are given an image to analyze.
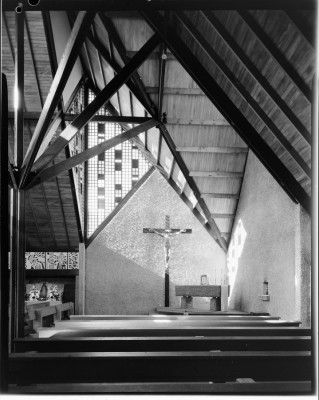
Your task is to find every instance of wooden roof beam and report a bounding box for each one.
[98,12,157,117]
[25,119,158,188]
[211,213,235,219]
[158,43,167,118]
[43,10,84,244]
[284,9,315,48]
[8,111,151,124]
[2,0,316,11]
[158,124,228,251]
[201,193,239,199]
[176,146,248,153]
[19,11,96,189]
[167,118,229,126]
[237,10,312,102]
[14,10,24,169]
[190,171,244,178]
[203,10,311,145]
[142,9,310,214]
[175,11,311,178]
[30,34,161,173]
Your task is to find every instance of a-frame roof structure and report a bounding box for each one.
[2,0,315,252]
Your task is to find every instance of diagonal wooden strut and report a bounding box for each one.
[142,9,311,215]
[25,119,158,188]
[19,11,96,189]
[30,34,161,174]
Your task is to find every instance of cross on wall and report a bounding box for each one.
[143,215,192,307]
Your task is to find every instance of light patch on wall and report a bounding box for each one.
[227,219,247,299]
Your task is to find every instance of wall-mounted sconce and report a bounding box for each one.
[259,279,270,301]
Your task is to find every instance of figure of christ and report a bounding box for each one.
[148,228,187,269]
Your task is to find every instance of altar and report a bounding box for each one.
[175,285,230,311]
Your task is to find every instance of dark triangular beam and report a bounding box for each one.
[25,119,158,188]
[86,167,155,248]
[142,9,311,214]
[237,10,311,102]
[175,11,310,177]
[203,10,311,145]
[31,34,161,174]
[19,11,96,189]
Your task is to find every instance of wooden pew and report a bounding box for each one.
[37,326,310,338]
[70,314,281,321]
[13,334,311,353]
[9,350,312,384]
[9,381,312,395]
[9,380,312,394]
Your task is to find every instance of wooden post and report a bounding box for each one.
[0,73,9,393]
[12,10,26,339]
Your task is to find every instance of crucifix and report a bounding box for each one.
[143,215,192,307]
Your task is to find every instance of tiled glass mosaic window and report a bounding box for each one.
[86,89,151,236]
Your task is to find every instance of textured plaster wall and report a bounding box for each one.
[227,151,311,323]
[86,170,226,314]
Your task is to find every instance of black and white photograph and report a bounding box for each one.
[0,0,318,397]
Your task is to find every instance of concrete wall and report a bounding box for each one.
[85,170,227,314]
[227,151,311,325]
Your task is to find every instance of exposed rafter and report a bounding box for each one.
[284,9,315,48]
[176,146,248,154]
[142,9,311,214]
[175,11,311,178]
[190,171,244,178]
[237,10,311,102]
[31,34,161,173]
[42,10,84,244]
[203,10,311,145]
[20,11,96,188]
[25,119,158,188]
[201,193,239,199]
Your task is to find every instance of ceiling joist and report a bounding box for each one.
[175,11,311,178]
[25,119,158,188]
[203,10,311,145]
[19,11,96,188]
[30,34,161,174]
[142,9,311,214]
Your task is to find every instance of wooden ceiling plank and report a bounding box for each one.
[201,193,240,199]
[176,146,248,153]
[175,11,311,178]
[159,124,228,251]
[203,11,311,145]
[211,213,235,219]
[31,34,161,173]
[26,119,158,187]
[237,10,311,102]
[190,171,244,178]
[92,23,107,87]
[14,10,24,169]
[2,0,316,11]
[20,11,96,188]
[142,9,310,214]
[167,118,229,126]
[25,14,44,108]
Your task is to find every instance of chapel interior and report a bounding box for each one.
[0,0,317,395]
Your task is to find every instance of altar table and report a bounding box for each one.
[175,285,230,311]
